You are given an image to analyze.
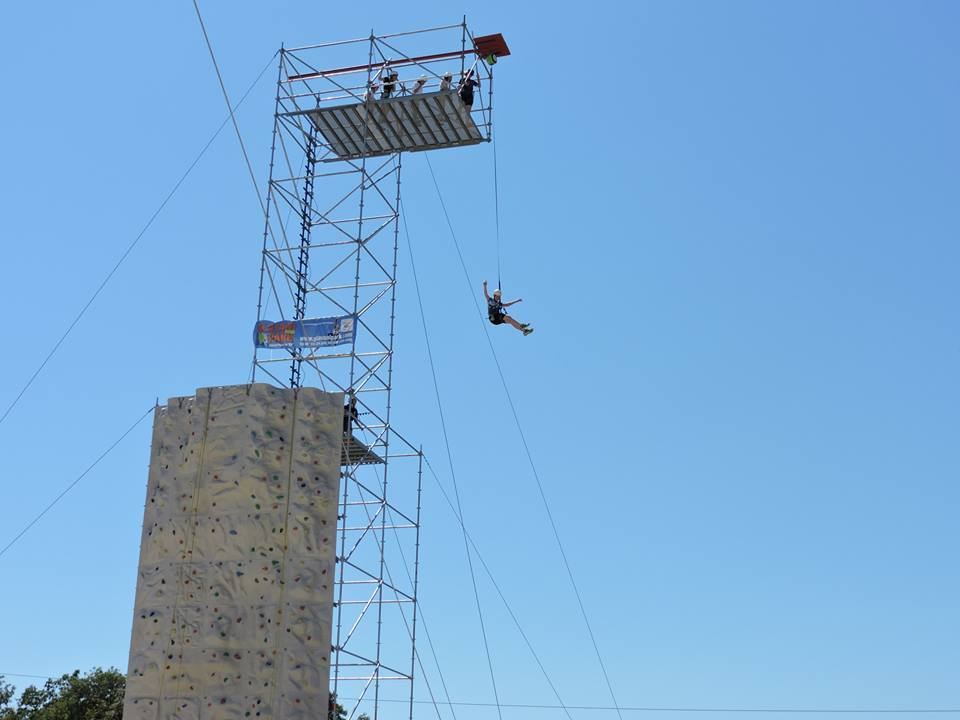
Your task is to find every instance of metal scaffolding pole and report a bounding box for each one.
[250,19,505,720]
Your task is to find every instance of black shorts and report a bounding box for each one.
[488,311,505,325]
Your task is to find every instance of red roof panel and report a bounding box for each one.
[474,33,510,59]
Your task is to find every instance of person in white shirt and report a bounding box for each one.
[411,76,428,94]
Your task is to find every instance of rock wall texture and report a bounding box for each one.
[123,383,342,720]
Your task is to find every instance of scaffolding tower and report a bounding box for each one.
[250,20,507,720]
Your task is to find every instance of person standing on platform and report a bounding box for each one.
[410,76,428,94]
[381,71,399,99]
[343,394,359,435]
[458,69,480,110]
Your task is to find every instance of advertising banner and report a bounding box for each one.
[254,315,356,349]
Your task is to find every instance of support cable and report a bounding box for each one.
[399,202,503,720]
[493,130,502,292]
[402,201,572,720]
[0,668,957,715]
[0,404,154,560]
[384,522,458,720]
[191,0,266,213]
[358,458,459,720]
[344,698,960,714]
[424,154,625,720]
[349,410,458,720]
[1,665,956,714]
[349,468,448,720]
[423,458,574,720]
[0,55,275,434]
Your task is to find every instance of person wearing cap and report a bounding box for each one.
[363,81,379,103]
[483,280,533,335]
[440,72,453,91]
[410,76,428,94]
[458,69,480,109]
[381,71,399,99]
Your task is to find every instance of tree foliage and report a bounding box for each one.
[0,681,14,715]
[330,699,369,720]
[0,668,124,720]
[0,669,369,720]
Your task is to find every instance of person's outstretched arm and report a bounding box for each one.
[482,280,491,301]
[503,297,522,307]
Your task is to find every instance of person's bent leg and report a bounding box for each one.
[504,315,525,332]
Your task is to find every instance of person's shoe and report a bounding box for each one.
[522,327,534,336]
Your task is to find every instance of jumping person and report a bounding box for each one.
[484,280,533,335]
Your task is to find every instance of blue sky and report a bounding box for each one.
[1,1,958,718]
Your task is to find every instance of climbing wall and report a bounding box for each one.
[123,383,343,720]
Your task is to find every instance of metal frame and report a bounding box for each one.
[250,18,498,720]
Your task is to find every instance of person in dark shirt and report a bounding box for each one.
[484,280,533,335]
[343,394,359,435]
[458,69,480,109]
[381,71,398,99]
